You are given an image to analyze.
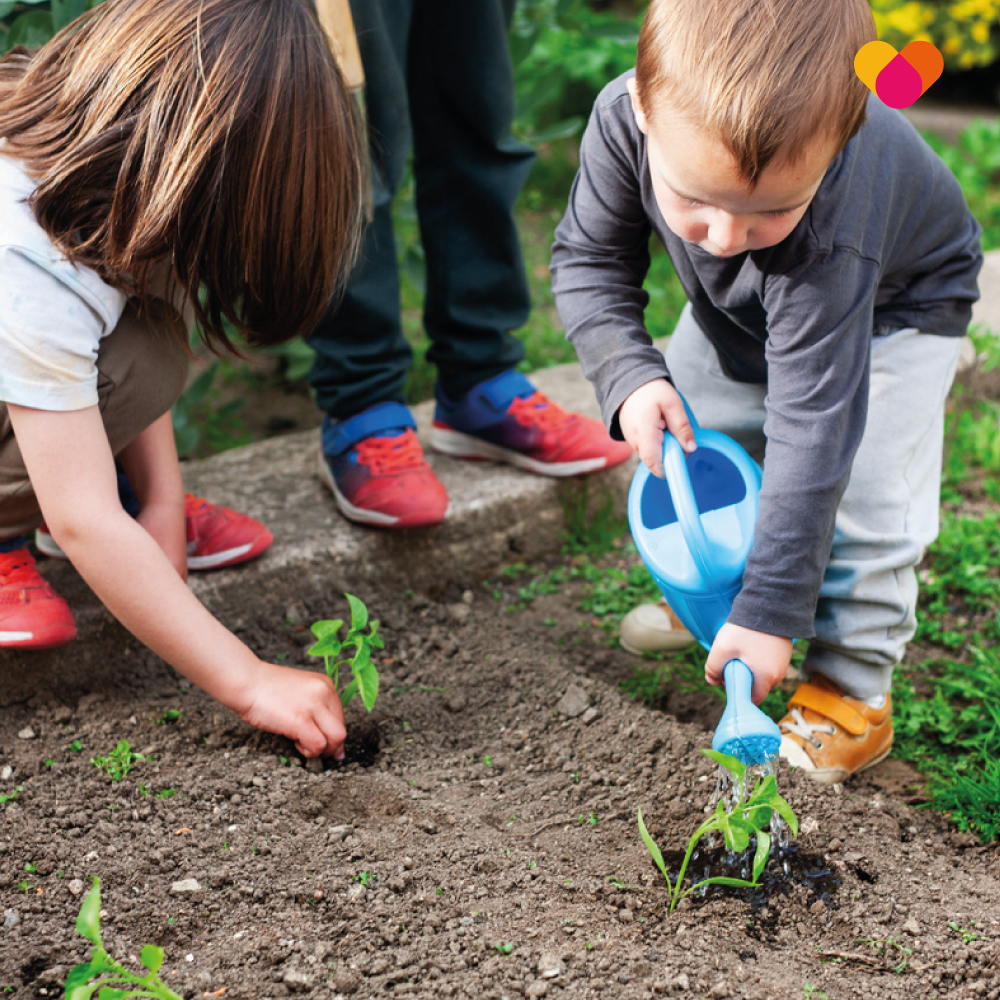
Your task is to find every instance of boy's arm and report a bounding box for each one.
[116,411,187,579]
[8,402,346,759]
[551,83,678,439]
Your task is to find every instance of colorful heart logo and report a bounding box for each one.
[854,40,943,110]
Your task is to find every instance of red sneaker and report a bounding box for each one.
[431,370,633,476]
[319,405,449,529]
[0,545,76,649]
[35,496,273,571]
[184,495,273,570]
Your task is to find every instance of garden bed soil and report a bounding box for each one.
[2,572,1000,1000]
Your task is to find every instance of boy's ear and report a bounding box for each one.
[627,77,649,135]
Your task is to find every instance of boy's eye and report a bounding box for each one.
[765,208,793,218]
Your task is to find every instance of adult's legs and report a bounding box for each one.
[307,0,416,419]
[408,0,533,401]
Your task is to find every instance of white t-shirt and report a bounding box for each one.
[0,150,127,411]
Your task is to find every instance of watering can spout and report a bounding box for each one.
[711,660,782,765]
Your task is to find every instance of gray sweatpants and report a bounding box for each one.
[665,304,963,699]
[0,300,189,540]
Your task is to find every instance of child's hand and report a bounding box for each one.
[705,622,792,705]
[618,378,696,479]
[239,663,347,759]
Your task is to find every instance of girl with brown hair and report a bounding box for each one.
[0,0,363,758]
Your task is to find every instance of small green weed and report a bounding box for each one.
[638,750,797,914]
[91,740,146,781]
[0,785,23,806]
[494,942,514,956]
[308,594,383,711]
[64,878,183,1000]
[353,871,374,887]
[154,788,177,800]
[156,709,181,725]
[803,985,829,1000]
[948,920,983,944]
[70,739,82,753]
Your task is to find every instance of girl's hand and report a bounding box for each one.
[239,663,347,759]
[705,622,792,706]
[618,378,695,479]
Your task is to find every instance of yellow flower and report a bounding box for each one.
[971,21,990,44]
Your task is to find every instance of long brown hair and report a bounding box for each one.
[0,0,363,350]
[636,0,875,185]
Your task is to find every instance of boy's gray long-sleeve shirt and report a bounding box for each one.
[551,74,982,640]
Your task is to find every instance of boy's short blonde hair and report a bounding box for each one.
[636,0,876,184]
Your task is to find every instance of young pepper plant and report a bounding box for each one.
[64,877,183,1000]
[308,593,383,711]
[638,748,798,913]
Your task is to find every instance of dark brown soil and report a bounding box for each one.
[2,572,999,1000]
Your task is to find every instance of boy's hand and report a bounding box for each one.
[618,378,696,479]
[705,622,792,706]
[240,663,347,759]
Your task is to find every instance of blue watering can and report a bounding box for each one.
[627,400,782,766]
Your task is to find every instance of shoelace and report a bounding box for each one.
[780,707,836,749]
[509,392,575,431]
[355,431,427,475]
[0,551,44,589]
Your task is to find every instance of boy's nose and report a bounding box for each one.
[708,212,747,254]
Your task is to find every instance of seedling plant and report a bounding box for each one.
[638,749,798,914]
[308,594,383,711]
[65,878,183,1000]
[91,740,146,781]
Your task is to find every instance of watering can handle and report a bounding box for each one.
[723,658,754,704]
[662,429,717,585]
[661,393,760,584]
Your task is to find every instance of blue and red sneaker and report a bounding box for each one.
[318,402,449,529]
[430,370,633,476]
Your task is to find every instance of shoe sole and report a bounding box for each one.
[187,531,273,571]
[783,739,894,785]
[430,427,608,477]
[37,527,273,571]
[619,634,696,656]
[0,625,76,649]
[316,448,447,529]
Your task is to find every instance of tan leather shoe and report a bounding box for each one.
[778,673,893,785]
[619,600,696,655]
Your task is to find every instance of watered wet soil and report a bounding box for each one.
[2,570,1000,999]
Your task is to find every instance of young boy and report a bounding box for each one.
[552,0,982,784]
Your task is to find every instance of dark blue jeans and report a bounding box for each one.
[307,0,534,419]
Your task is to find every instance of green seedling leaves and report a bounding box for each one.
[65,878,183,1000]
[308,595,383,714]
[76,879,103,948]
[702,748,747,781]
[140,945,164,976]
[638,754,798,913]
[637,810,669,882]
[346,593,368,632]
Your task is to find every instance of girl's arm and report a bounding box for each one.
[8,402,346,759]
[116,411,187,579]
